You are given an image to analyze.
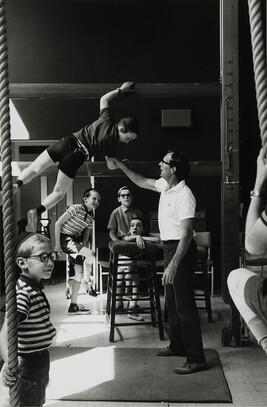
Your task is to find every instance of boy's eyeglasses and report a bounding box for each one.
[120,193,131,198]
[27,252,57,263]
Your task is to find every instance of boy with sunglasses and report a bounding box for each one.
[0,232,57,406]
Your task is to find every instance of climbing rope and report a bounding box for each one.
[248,0,267,146]
[0,1,19,406]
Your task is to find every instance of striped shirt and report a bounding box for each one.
[16,275,56,355]
[61,204,94,236]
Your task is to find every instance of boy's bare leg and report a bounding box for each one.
[17,150,55,186]
[26,170,73,232]
[68,263,90,315]
[0,150,54,205]
[41,170,73,210]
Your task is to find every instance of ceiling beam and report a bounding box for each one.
[9,83,221,99]
[7,161,222,177]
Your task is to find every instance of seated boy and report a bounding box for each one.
[0,232,57,407]
[119,217,160,321]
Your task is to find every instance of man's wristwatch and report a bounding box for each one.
[117,88,122,94]
[250,189,263,199]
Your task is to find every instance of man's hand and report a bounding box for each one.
[105,156,119,170]
[1,363,17,387]
[162,263,178,285]
[120,81,135,93]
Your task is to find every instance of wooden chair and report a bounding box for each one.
[194,231,213,322]
[106,241,164,342]
[95,232,111,313]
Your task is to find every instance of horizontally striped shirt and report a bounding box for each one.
[16,275,56,355]
[61,204,94,236]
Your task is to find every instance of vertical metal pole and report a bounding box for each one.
[0,0,20,404]
[220,0,241,346]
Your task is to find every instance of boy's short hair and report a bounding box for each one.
[83,188,100,198]
[14,232,50,259]
[117,186,133,197]
[119,117,140,135]
[130,217,144,226]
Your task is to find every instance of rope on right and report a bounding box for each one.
[248,0,267,146]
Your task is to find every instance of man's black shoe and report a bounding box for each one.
[156,347,186,357]
[174,361,208,375]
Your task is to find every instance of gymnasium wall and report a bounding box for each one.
[6,0,222,289]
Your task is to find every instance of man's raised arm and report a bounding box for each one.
[106,157,157,192]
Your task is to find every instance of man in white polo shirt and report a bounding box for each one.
[106,151,207,374]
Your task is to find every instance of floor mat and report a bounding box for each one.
[47,347,232,402]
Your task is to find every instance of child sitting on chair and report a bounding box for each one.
[119,217,160,321]
[55,188,100,315]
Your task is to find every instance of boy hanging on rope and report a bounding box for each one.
[0,82,139,232]
[228,147,267,355]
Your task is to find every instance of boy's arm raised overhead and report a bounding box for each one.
[100,81,135,110]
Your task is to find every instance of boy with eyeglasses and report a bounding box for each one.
[107,186,144,318]
[0,232,57,406]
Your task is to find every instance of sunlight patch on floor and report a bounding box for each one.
[47,347,115,399]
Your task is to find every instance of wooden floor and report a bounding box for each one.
[1,281,267,407]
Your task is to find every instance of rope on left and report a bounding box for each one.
[0,1,20,405]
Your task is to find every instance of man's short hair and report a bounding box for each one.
[169,151,190,180]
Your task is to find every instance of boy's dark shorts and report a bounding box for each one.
[19,349,49,407]
[47,136,86,179]
[60,233,85,266]
[244,275,267,325]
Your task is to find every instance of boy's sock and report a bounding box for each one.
[36,205,46,216]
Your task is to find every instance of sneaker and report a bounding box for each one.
[68,303,91,315]
[128,313,145,322]
[26,209,38,232]
[88,289,98,297]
